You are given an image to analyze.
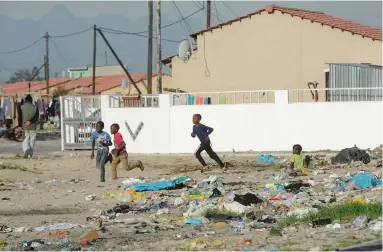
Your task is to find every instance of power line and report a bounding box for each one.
[50,27,92,38]
[172,0,194,34]
[213,0,224,23]
[50,38,69,66]
[99,27,181,43]
[0,37,43,54]
[135,7,203,35]
[220,1,238,17]
[192,0,220,25]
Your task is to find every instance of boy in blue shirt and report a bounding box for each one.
[191,114,227,172]
[91,121,112,182]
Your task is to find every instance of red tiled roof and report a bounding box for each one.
[0,73,161,95]
[1,79,70,94]
[77,73,157,94]
[189,5,382,41]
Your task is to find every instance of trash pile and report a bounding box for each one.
[1,146,382,251]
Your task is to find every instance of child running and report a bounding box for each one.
[91,121,112,182]
[110,123,144,180]
[191,114,227,172]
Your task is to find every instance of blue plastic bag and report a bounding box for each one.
[133,176,192,192]
[349,173,382,189]
[256,155,280,164]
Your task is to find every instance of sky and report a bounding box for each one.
[0,1,381,82]
[0,1,381,28]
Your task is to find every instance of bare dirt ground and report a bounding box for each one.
[0,138,382,251]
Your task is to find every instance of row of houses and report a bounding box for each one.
[1,72,172,96]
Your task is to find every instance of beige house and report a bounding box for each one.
[162,5,382,95]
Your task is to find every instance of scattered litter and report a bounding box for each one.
[185,218,203,225]
[352,216,370,228]
[256,154,280,164]
[234,193,263,206]
[331,146,371,164]
[132,176,191,192]
[85,195,96,201]
[34,223,92,232]
[121,178,145,185]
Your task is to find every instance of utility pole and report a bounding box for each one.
[206,0,211,29]
[104,48,108,66]
[92,24,97,95]
[156,0,162,94]
[44,32,50,94]
[147,0,153,94]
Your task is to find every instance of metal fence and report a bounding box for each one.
[109,95,159,108]
[171,90,275,106]
[61,96,101,150]
[289,87,383,103]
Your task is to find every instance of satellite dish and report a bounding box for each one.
[177,39,192,63]
[121,78,129,89]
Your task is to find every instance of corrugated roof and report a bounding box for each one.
[190,5,382,40]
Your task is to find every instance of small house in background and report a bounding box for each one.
[68,67,89,79]
[67,65,128,79]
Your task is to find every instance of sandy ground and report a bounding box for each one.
[0,138,382,251]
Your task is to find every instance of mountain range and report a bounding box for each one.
[0,2,381,83]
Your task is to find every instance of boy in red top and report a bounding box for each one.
[110,123,144,180]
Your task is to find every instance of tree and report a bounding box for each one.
[6,66,43,83]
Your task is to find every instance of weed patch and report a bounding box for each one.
[279,202,382,227]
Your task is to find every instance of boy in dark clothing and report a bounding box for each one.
[191,114,226,172]
[91,121,112,182]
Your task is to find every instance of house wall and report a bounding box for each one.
[169,11,382,97]
[97,92,382,154]
[89,65,126,77]
[101,75,173,95]
[69,70,89,79]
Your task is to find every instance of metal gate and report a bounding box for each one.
[60,96,101,150]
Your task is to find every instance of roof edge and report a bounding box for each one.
[188,4,382,41]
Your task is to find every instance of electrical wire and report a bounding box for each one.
[134,8,203,35]
[50,27,92,38]
[213,0,224,23]
[192,0,219,25]
[220,1,238,17]
[50,38,69,66]
[172,0,194,34]
[99,27,181,43]
[0,37,43,54]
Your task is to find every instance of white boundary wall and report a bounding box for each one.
[100,91,382,154]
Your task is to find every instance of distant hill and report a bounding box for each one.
[0,2,381,83]
[0,4,204,82]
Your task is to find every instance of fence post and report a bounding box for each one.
[275,90,289,105]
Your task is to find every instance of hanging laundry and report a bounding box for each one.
[2,97,12,119]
